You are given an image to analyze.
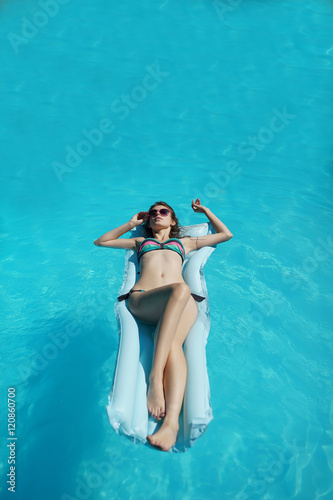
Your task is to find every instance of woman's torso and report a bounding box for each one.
[132,237,188,290]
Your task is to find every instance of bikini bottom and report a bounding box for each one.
[117,288,205,302]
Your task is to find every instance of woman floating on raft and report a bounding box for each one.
[94,199,233,451]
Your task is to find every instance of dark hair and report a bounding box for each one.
[143,201,182,239]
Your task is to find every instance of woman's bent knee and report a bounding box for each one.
[171,283,191,301]
[127,283,192,323]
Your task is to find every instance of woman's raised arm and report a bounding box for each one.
[183,199,233,253]
[93,212,148,248]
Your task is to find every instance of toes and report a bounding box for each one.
[147,426,177,452]
[148,406,165,420]
[152,408,158,419]
[149,408,156,418]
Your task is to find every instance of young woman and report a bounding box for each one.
[94,198,233,451]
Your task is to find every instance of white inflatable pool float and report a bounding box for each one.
[106,222,215,452]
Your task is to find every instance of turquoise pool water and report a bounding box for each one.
[1,0,333,498]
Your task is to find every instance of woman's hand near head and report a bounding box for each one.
[184,198,233,251]
[191,198,208,214]
[94,211,148,247]
[130,211,149,227]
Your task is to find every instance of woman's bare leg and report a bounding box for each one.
[128,283,192,419]
[147,297,198,451]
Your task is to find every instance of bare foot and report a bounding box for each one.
[147,419,179,451]
[147,375,165,420]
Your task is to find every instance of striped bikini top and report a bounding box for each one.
[137,238,186,263]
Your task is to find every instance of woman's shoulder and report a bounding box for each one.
[179,236,198,254]
[124,236,144,254]
[135,236,146,245]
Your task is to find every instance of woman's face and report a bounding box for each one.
[148,205,175,230]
